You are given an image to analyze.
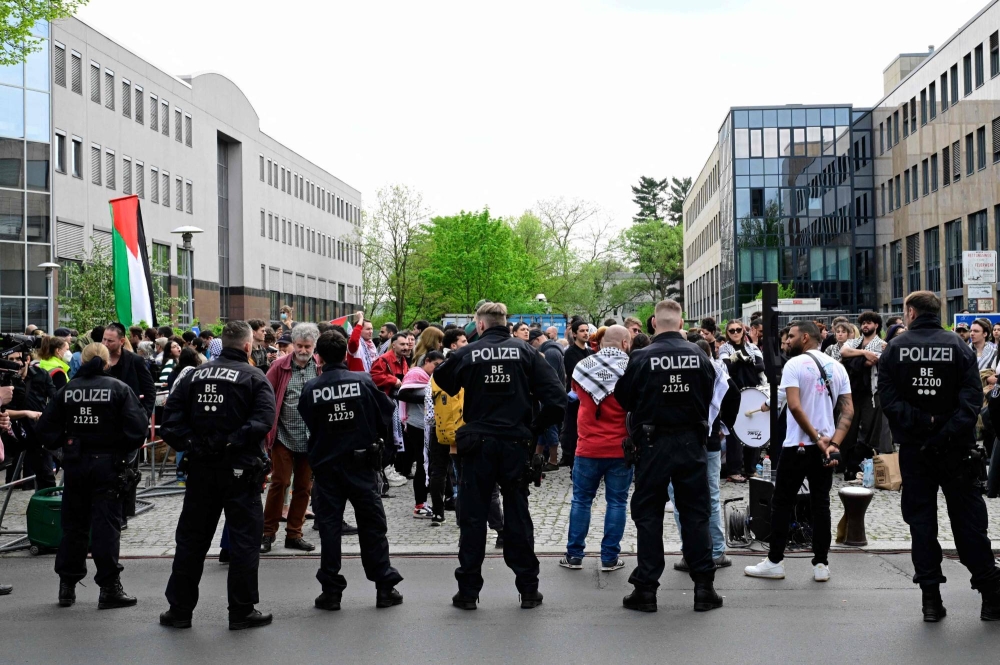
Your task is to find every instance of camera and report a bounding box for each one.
[1,333,42,359]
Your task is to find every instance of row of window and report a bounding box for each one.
[887,205,999,300]
[259,209,360,266]
[686,164,720,230]
[686,266,720,321]
[258,153,359,225]
[685,212,720,268]
[263,265,354,304]
[882,118,1000,214]
[52,131,193,213]
[880,32,999,154]
[53,42,194,149]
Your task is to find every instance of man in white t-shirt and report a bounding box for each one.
[745,320,854,583]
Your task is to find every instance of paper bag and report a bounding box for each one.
[873,452,902,491]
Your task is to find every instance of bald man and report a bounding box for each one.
[560,326,633,572]
[545,327,559,341]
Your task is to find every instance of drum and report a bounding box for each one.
[837,486,874,547]
[733,387,770,448]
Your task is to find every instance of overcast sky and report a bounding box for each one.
[77,0,991,230]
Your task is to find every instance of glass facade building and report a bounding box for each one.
[717,105,876,316]
[0,21,52,331]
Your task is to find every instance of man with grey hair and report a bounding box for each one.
[262,323,320,554]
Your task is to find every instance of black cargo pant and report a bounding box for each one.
[899,444,1000,591]
[767,445,833,566]
[455,435,537,596]
[630,430,715,590]
[56,454,124,587]
[451,454,503,530]
[560,400,580,464]
[428,429,451,518]
[312,461,402,595]
[165,461,263,617]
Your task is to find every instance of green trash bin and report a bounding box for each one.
[26,486,65,555]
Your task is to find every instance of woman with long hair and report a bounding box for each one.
[717,319,765,483]
[412,326,444,367]
[36,335,71,389]
[158,339,182,386]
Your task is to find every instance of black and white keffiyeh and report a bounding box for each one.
[572,347,629,405]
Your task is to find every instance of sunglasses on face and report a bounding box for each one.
[728,328,743,334]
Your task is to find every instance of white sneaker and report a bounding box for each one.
[813,563,830,582]
[384,467,408,488]
[665,501,674,513]
[744,557,785,579]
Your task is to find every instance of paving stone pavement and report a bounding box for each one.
[2,465,999,557]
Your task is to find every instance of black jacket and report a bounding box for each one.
[563,343,592,391]
[616,331,716,432]
[106,349,156,417]
[36,358,148,455]
[878,313,980,447]
[538,340,566,387]
[297,362,394,472]
[434,326,567,441]
[161,347,276,465]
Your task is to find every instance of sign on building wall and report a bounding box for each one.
[962,251,997,284]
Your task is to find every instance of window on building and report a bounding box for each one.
[970,209,989,250]
[952,140,961,182]
[930,153,939,191]
[952,63,960,103]
[887,179,894,211]
[994,116,1000,163]
[879,123,884,154]
[976,44,985,88]
[912,166,918,201]
[881,183,886,214]
[925,227,941,292]
[260,209,265,237]
[105,150,114,190]
[70,51,82,94]
[134,85,143,124]
[922,158,929,196]
[150,167,159,203]
[903,104,910,137]
[920,89,927,125]
[259,155,264,181]
[267,159,272,186]
[177,247,192,326]
[906,234,921,294]
[943,146,951,186]
[894,175,901,209]
[136,161,144,199]
[966,133,974,176]
[89,62,100,103]
[904,170,911,204]
[150,94,158,131]
[54,43,65,87]
[929,81,937,119]
[151,242,170,320]
[893,110,900,144]
[161,101,169,136]
[175,176,182,211]
[174,109,182,143]
[941,71,949,111]
[185,181,192,214]
[121,80,131,118]
[992,32,1000,78]
[162,172,169,207]
[122,157,131,195]
[103,69,114,110]
[945,219,963,290]
[90,144,100,185]
[910,98,916,132]
[54,132,66,173]
[184,114,192,148]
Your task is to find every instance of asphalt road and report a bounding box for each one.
[1,552,997,664]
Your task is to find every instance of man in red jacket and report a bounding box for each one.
[559,325,632,573]
[370,333,411,486]
[347,311,378,373]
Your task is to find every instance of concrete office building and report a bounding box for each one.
[683,1,1000,322]
[1,16,363,333]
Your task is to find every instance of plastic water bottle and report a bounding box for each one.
[755,463,764,480]
[862,458,874,488]
[762,456,772,483]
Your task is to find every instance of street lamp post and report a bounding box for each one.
[170,226,203,326]
[38,262,61,334]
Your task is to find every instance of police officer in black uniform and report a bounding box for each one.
[158,321,277,631]
[297,330,403,611]
[878,291,1000,622]
[36,342,148,609]
[434,302,566,610]
[615,299,722,613]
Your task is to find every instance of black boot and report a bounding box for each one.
[315,592,342,611]
[98,580,137,610]
[623,587,657,612]
[58,581,76,607]
[519,590,543,609]
[452,592,479,610]
[921,583,946,622]
[376,587,403,608]
[159,608,193,628]
[229,609,273,630]
[693,582,723,612]
[982,586,1000,622]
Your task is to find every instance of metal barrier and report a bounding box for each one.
[0,451,33,553]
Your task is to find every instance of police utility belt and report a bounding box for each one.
[622,422,709,469]
[62,436,141,499]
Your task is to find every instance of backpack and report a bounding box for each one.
[431,376,464,445]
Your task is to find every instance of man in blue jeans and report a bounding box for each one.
[559,326,632,572]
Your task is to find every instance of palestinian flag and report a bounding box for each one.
[329,315,353,335]
[109,195,157,327]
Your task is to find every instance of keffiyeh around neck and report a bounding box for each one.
[572,347,629,405]
[361,338,378,372]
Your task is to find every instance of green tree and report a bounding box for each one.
[620,219,684,304]
[666,176,692,227]
[420,209,536,319]
[0,1,89,66]
[630,176,668,222]
[754,283,796,300]
[58,238,116,334]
